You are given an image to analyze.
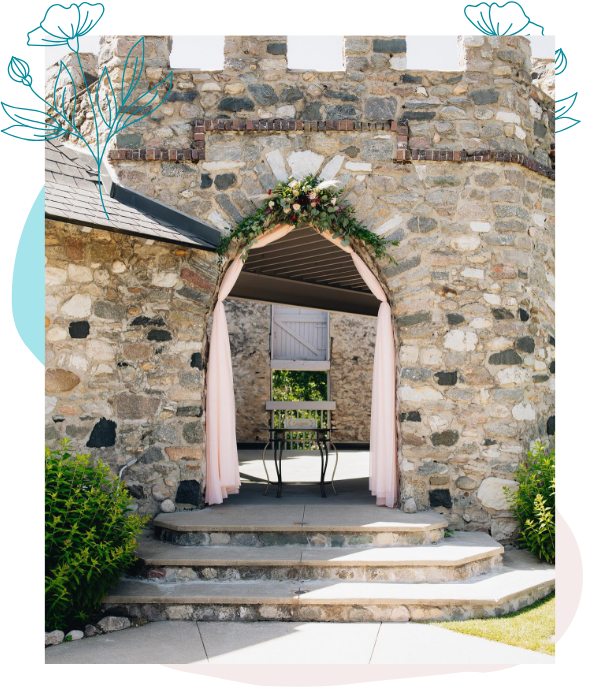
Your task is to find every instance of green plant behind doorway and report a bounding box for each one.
[272,370,328,402]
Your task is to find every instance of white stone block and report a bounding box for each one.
[444,329,477,352]
[265,149,289,182]
[496,111,521,124]
[203,161,246,172]
[515,125,526,140]
[461,267,484,279]
[151,271,179,288]
[400,386,444,403]
[469,221,491,232]
[451,234,481,252]
[287,150,325,179]
[421,347,443,366]
[496,366,529,386]
[512,402,536,421]
[47,327,67,341]
[477,477,518,510]
[67,264,93,283]
[390,56,407,71]
[46,267,68,286]
[400,345,419,364]
[345,162,372,172]
[483,293,501,304]
[319,155,345,181]
[375,214,403,236]
[61,294,91,318]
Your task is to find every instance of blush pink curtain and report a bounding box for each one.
[205,224,398,507]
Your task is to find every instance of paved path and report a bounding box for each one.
[45,620,553,664]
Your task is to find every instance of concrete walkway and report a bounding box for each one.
[45,620,553,664]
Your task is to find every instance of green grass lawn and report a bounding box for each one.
[426,593,555,656]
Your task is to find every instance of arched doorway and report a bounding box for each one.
[205,223,400,508]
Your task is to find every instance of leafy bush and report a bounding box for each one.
[505,440,555,563]
[272,370,328,402]
[45,441,148,630]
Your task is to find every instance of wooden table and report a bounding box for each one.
[262,427,336,498]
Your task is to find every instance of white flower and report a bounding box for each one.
[283,207,291,213]
[311,202,317,207]
[308,191,317,200]
[316,179,339,191]
[288,180,298,188]
[27,3,105,52]
[268,201,275,208]
[331,197,336,205]
[292,203,301,211]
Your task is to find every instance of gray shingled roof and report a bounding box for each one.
[45,142,219,250]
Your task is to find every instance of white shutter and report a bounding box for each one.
[271,306,329,362]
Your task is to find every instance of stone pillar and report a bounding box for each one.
[223,36,288,78]
[343,36,407,78]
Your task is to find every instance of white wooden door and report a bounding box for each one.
[271,306,329,362]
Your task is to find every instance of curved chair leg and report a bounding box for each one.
[262,440,272,495]
[328,441,339,495]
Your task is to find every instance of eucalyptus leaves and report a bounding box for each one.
[217,174,398,264]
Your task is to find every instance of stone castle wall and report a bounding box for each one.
[45,34,555,539]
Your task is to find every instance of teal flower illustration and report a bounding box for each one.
[555,49,567,76]
[27,2,104,52]
[464,2,544,35]
[555,93,580,133]
[8,57,32,87]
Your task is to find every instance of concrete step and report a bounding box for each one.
[133,531,503,583]
[105,550,554,622]
[153,505,448,547]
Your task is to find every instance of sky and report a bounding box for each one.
[45,35,555,71]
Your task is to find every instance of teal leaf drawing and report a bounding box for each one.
[121,37,145,108]
[555,116,580,133]
[555,49,567,75]
[555,93,577,118]
[27,3,104,52]
[1,103,66,139]
[118,72,174,130]
[95,66,116,128]
[54,60,78,122]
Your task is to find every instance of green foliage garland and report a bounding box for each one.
[272,369,328,402]
[45,441,148,630]
[216,175,398,263]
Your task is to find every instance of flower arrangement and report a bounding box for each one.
[217,174,398,263]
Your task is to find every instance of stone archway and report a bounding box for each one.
[204,222,401,508]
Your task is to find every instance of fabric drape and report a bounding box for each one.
[205,224,398,507]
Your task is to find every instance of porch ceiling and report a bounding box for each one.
[229,227,380,317]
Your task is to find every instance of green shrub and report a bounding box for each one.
[505,440,555,563]
[45,441,148,630]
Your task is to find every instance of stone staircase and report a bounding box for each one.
[102,505,555,622]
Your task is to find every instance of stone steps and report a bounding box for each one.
[133,531,504,583]
[104,550,555,622]
[153,505,448,547]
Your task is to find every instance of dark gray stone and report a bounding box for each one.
[384,255,420,276]
[434,371,458,386]
[549,360,555,374]
[86,418,116,448]
[200,173,213,189]
[139,446,164,464]
[407,216,437,233]
[549,335,555,346]
[280,87,303,103]
[325,104,359,120]
[176,405,204,417]
[302,102,322,120]
[518,307,530,321]
[474,172,500,187]
[516,336,535,353]
[191,353,203,370]
[176,480,202,506]
[533,374,550,383]
[402,74,422,83]
[166,91,198,103]
[116,133,141,148]
[489,349,523,365]
[176,287,211,303]
[397,311,430,327]
[147,329,172,342]
[402,368,432,381]
[93,300,123,321]
[431,430,459,447]
[402,111,436,120]
[492,308,515,320]
[447,313,465,326]
[429,489,452,509]
[365,97,396,120]
[494,204,529,219]
[343,146,359,158]
[215,173,236,191]
[419,462,447,475]
[215,193,243,223]
[248,84,278,106]
[183,421,202,444]
[400,411,421,422]
[547,415,555,436]
[470,89,499,105]
[218,96,254,112]
[372,38,406,54]
[69,321,89,338]
[324,90,359,102]
[534,120,547,138]
[127,484,145,500]
[131,315,165,327]
[267,42,287,55]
